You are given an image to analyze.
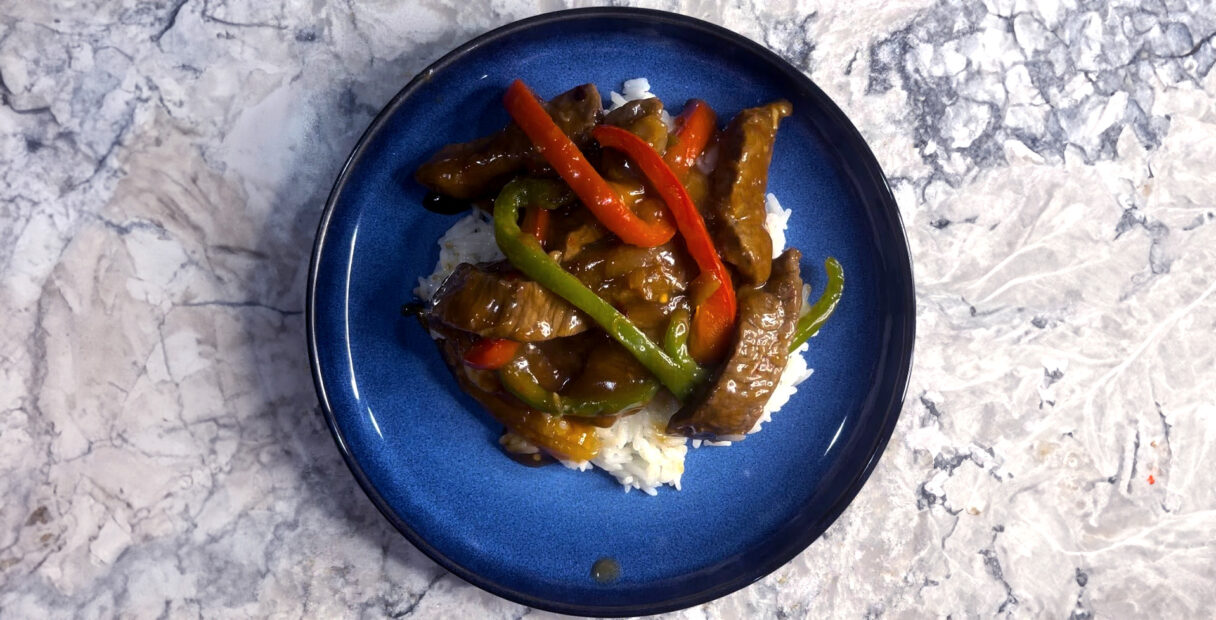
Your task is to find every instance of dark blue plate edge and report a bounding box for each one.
[305,7,916,617]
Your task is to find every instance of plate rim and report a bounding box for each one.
[306,6,916,616]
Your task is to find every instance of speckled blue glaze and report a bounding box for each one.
[307,8,914,616]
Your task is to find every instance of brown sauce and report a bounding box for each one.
[591,557,620,583]
[421,191,471,214]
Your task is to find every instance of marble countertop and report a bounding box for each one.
[3,0,1215,617]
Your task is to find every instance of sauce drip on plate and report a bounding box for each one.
[591,557,620,583]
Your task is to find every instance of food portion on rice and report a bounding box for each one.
[407,79,844,494]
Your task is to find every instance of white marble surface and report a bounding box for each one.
[3,0,1215,617]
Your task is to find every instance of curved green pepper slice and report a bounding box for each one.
[499,356,659,417]
[790,257,844,351]
[664,307,696,369]
[493,178,705,401]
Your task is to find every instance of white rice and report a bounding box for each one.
[414,209,502,302]
[419,80,814,494]
[765,193,793,259]
[561,392,688,495]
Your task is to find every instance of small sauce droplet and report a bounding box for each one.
[400,301,428,329]
[1147,474,1156,485]
[591,557,620,583]
[421,192,472,215]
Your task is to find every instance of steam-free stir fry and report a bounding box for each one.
[409,79,842,492]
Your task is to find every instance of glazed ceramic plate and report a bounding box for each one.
[307,7,914,616]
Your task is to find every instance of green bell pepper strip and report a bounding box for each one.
[790,257,844,351]
[493,178,705,401]
[663,308,696,369]
[499,356,660,417]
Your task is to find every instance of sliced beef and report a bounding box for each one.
[429,262,587,341]
[704,100,792,284]
[545,204,608,261]
[604,97,669,153]
[415,84,602,199]
[543,83,603,144]
[667,249,803,440]
[560,237,695,339]
[563,238,694,308]
[560,337,656,406]
[598,98,670,186]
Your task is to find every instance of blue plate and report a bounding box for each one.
[308,7,914,616]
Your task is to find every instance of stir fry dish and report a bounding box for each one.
[408,78,843,492]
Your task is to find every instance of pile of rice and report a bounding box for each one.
[415,79,815,495]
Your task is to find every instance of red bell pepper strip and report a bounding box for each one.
[664,99,716,178]
[463,338,522,370]
[592,124,737,363]
[502,79,675,247]
[687,278,736,364]
[521,206,549,245]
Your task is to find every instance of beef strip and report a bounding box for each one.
[666,249,803,440]
[429,262,588,341]
[704,100,792,284]
[562,237,694,308]
[603,97,669,153]
[598,98,669,186]
[415,84,602,199]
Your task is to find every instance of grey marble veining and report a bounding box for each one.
[2,0,1215,617]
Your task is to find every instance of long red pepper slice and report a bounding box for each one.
[592,124,737,363]
[521,206,549,246]
[502,79,675,247]
[463,338,522,370]
[664,99,716,178]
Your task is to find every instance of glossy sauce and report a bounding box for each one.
[421,191,472,214]
[420,88,813,454]
[429,263,588,342]
[563,239,694,310]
